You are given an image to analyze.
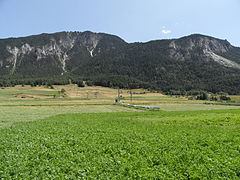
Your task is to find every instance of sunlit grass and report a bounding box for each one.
[1,110,240,179]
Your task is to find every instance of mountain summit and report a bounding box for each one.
[168,34,240,68]
[1,31,240,94]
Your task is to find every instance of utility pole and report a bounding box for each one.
[130,90,133,102]
[118,88,120,100]
[117,88,121,102]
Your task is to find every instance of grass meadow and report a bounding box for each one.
[0,85,240,179]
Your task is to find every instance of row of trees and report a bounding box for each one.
[166,90,231,101]
[0,75,153,90]
[0,76,84,87]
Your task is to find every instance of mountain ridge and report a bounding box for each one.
[1,31,240,94]
[1,32,236,47]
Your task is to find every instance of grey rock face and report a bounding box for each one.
[168,34,240,69]
[3,31,102,74]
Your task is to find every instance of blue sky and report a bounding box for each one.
[0,0,239,46]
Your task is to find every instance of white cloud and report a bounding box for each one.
[161,29,172,34]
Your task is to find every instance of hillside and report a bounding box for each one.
[1,31,240,94]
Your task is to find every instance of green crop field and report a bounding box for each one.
[1,85,240,179]
[0,110,240,179]
[0,105,141,128]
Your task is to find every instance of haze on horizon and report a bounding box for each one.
[0,0,239,46]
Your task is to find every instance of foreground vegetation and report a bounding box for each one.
[1,85,240,178]
[0,110,240,179]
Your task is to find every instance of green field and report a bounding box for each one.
[0,105,141,128]
[1,86,240,179]
[1,110,240,179]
